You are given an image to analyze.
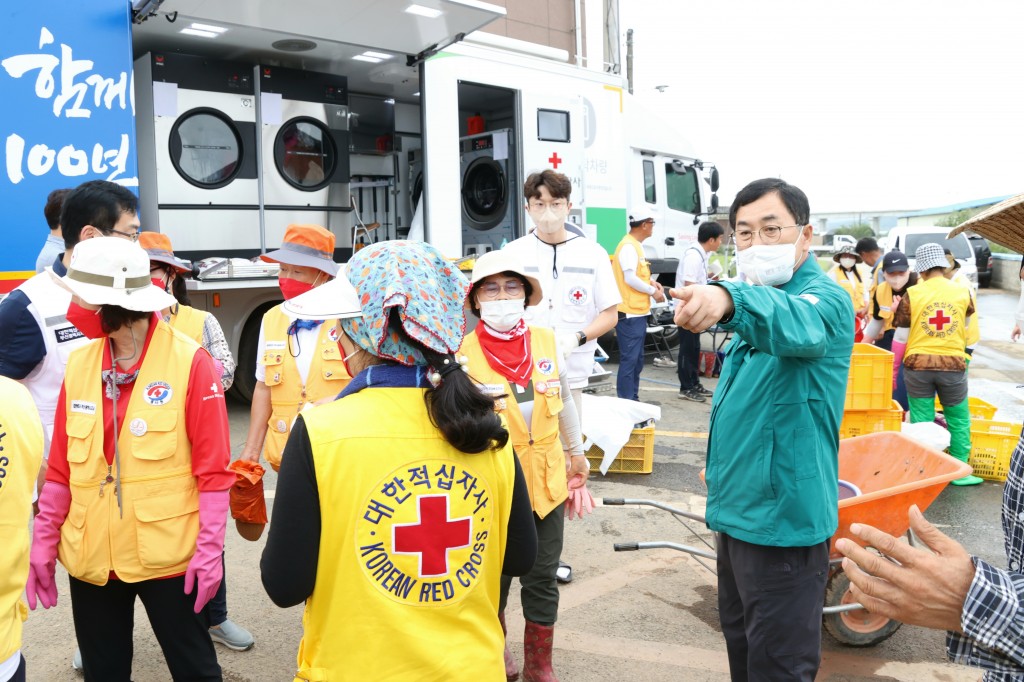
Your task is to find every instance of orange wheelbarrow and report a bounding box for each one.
[604,432,972,647]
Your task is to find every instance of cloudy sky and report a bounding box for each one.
[624,1,1023,214]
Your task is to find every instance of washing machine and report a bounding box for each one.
[460,129,517,255]
[258,65,351,251]
[134,53,260,259]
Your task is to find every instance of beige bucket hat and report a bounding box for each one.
[50,237,177,312]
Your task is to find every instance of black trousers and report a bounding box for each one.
[677,327,702,390]
[499,501,565,625]
[69,575,221,682]
[9,654,25,682]
[716,533,829,682]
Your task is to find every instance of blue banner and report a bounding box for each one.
[0,0,137,283]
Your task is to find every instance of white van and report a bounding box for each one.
[884,226,978,288]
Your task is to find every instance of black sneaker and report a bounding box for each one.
[697,385,714,397]
[677,389,706,403]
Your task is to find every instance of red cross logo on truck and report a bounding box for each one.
[548,152,562,169]
[393,495,471,577]
[928,309,951,331]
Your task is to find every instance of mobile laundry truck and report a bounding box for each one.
[1,0,718,401]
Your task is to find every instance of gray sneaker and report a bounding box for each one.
[652,356,676,368]
[697,385,714,397]
[678,388,706,403]
[209,619,255,651]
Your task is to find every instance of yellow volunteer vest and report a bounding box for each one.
[873,282,898,333]
[946,274,980,347]
[167,304,208,344]
[461,327,567,519]
[828,265,867,312]
[58,321,202,585]
[905,276,971,361]
[298,388,515,682]
[0,379,43,663]
[261,306,350,469]
[614,234,652,315]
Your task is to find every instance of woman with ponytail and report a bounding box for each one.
[260,240,536,681]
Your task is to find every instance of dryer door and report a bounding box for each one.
[169,108,256,191]
[274,117,336,191]
[461,154,507,231]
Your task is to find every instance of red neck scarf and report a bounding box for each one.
[475,319,533,388]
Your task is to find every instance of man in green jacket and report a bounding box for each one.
[672,178,853,681]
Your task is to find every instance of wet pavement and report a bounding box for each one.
[19,288,1022,681]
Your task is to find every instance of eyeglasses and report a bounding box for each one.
[102,228,140,242]
[733,224,801,246]
[528,200,568,212]
[478,280,524,299]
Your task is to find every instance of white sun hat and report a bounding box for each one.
[49,237,177,312]
[281,264,363,320]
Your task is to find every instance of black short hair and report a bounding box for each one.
[44,188,73,231]
[61,180,138,249]
[697,221,724,244]
[523,170,572,201]
[728,178,809,229]
[855,237,879,254]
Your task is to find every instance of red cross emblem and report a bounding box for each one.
[572,290,584,301]
[548,152,562,169]
[392,495,471,577]
[928,309,951,331]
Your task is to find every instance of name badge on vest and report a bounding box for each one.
[512,381,535,404]
[70,400,96,415]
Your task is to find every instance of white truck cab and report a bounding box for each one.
[884,226,978,288]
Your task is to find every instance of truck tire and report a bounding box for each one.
[823,570,901,647]
[230,302,278,404]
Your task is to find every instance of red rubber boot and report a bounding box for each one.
[522,620,558,682]
[499,611,519,681]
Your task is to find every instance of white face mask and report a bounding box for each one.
[479,298,525,332]
[840,257,857,270]
[737,234,803,287]
[529,205,568,235]
[885,273,910,290]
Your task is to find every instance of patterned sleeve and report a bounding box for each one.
[202,313,236,392]
[946,557,1024,675]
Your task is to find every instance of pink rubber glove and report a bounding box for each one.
[185,490,228,614]
[564,475,595,521]
[27,482,71,610]
[891,340,907,390]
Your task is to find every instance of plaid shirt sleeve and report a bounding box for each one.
[946,559,1024,676]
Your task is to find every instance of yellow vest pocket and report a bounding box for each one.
[134,491,199,569]
[130,410,178,461]
[58,500,88,574]
[65,415,95,464]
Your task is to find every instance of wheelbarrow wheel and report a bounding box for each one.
[823,570,902,647]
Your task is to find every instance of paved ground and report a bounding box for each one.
[20,288,1022,681]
